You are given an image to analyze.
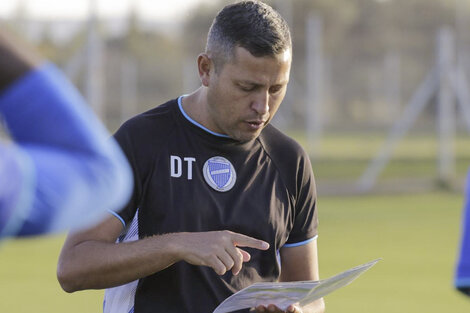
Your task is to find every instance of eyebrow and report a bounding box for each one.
[237,80,260,86]
[236,79,287,87]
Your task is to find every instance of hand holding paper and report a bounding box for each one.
[213,259,381,313]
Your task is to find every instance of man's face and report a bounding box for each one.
[204,46,291,142]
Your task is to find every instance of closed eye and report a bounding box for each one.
[238,84,258,92]
[269,85,283,94]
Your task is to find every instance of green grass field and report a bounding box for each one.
[0,235,104,312]
[1,191,469,312]
[300,133,470,181]
[318,192,470,312]
[1,133,470,312]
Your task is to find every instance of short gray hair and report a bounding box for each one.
[206,1,291,71]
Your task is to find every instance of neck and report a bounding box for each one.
[181,86,209,128]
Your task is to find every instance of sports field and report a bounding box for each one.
[1,133,469,312]
[0,191,468,312]
[318,191,469,312]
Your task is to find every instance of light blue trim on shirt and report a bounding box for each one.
[108,210,126,228]
[283,235,318,248]
[177,96,230,138]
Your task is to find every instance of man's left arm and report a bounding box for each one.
[254,240,325,313]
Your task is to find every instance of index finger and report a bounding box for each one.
[230,232,270,250]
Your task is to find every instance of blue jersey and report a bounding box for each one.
[0,63,133,238]
[455,170,470,295]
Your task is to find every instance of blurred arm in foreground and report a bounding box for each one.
[0,25,133,238]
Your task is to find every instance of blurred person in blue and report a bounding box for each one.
[455,169,470,296]
[0,26,133,238]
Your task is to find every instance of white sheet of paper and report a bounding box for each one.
[213,259,380,313]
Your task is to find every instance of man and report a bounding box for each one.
[57,1,325,312]
[455,169,470,296]
[0,26,133,237]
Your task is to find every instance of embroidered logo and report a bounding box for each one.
[203,156,236,192]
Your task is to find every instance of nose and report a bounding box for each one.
[251,91,269,116]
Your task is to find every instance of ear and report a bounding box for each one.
[197,53,212,87]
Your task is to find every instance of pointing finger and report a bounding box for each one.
[230,233,269,250]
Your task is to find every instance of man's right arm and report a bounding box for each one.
[57,214,269,292]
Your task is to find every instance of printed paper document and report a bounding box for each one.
[213,259,380,313]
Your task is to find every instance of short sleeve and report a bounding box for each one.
[284,151,318,246]
[112,120,142,226]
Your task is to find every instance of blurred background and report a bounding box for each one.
[1,0,470,312]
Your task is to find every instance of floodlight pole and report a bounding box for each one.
[85,0,104,119]
[272,0,294,130]
[121,56,137,123]
[306,14,323,155]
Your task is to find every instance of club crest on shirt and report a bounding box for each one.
[203,156,236,192]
